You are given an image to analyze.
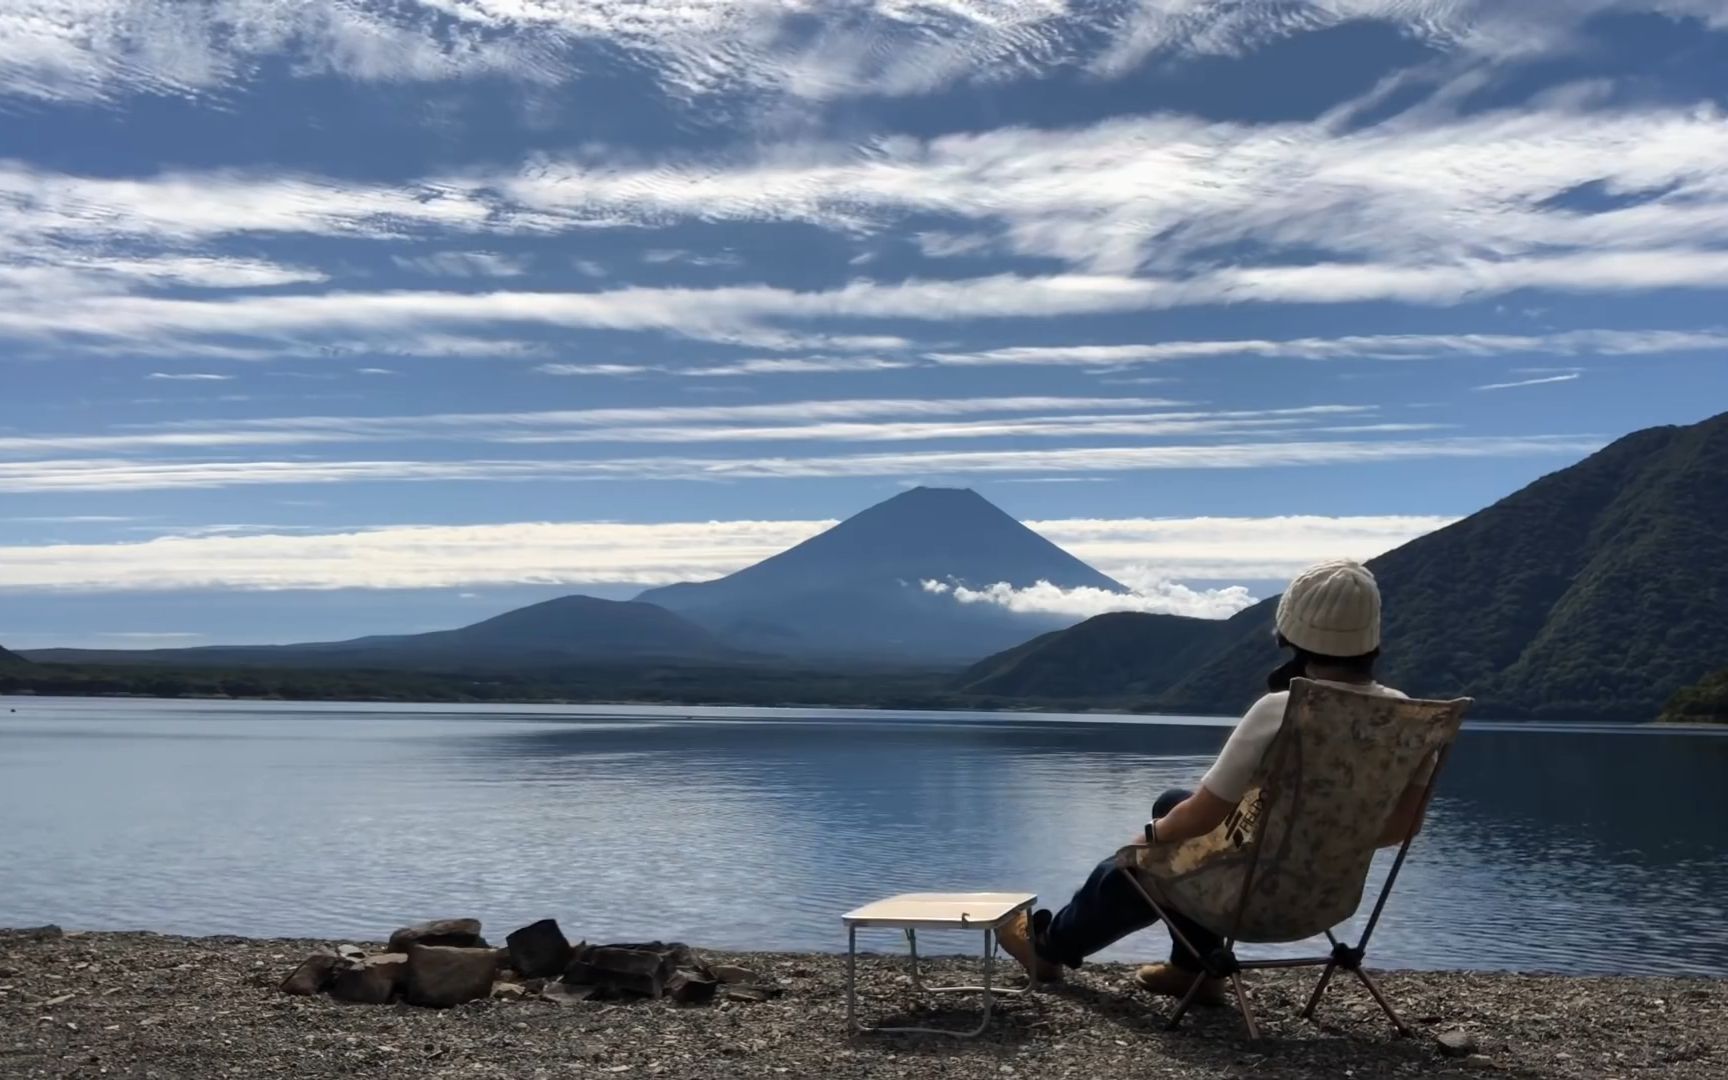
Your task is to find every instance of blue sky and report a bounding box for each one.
[3,2,1728,648]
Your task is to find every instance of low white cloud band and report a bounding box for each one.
[921,578,1260,620]
[0,514,1457,593]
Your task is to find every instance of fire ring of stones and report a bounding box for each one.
[279,918,780,1008]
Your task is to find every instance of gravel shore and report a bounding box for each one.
[3,928,1723,1079]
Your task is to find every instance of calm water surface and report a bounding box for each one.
[3,696,1726,975]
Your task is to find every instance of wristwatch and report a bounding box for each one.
[1144,819,1160,845]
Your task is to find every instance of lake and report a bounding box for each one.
[3,696,1726,976]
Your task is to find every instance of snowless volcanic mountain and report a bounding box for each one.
[22,596,740,670]
[24,489,1131,671]
[636,486,1126,662]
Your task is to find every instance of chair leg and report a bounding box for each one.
[1164,971,1209,1031]
[1230,974,1261,1040]
[1300,960,1338,1021]
[1352,967,1413,1037]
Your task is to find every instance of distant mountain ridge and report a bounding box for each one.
[24,415,1723,721]
[24,595,740,670]
[0,645,25,667]
[23,488,1127,671]
[638,486,1124,660]
[962,411,1728,720]
[340,595,740,663]
[958,611,1230,698]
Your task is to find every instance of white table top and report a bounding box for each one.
[843,891,1036,929]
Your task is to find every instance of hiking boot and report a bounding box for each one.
[996,911,1063,982]
[1134,962,1230,1006]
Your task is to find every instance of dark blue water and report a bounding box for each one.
[3,696,1725,975]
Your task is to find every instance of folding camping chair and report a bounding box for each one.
[1117,678,1470,1039]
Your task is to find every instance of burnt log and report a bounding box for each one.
[563,942,699,999]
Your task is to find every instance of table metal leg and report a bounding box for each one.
[846,924,860,1034]
[907,928,924,992]
[846,918,1039,1038]
[918,924,1036,997]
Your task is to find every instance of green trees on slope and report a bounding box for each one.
[1662,668,1728,724]
[964,411,1728,722]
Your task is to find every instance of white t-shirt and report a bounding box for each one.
[1199,681,1421,804]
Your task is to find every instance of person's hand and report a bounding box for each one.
[1138,819,1175,847]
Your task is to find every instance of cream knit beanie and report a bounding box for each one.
[1275,559,1382,658]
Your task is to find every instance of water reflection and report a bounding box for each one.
[2,698,1725,975]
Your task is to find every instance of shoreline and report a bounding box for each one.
[10,691,1716,729]
[5,679,1705,727]
[4,929,1724,1079]
[0,688,1158,714]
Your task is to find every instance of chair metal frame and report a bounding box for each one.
[1120,695,1461,1040]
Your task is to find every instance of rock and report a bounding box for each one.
[1437,1029,1480,1058]
[491,983,529,1000]
[666,969,718,1005]
[710,964,761,985]
[279,952,343,996]
[542,982,599,1005]
[404,944,498,1008]
[724,985,776,1004]
[17,925,64,941]
[329,954,408,1005]
[387,919,484,953]
[506,919,574,980]
[565,944,678,999]
[607,941,700,971]
[335,945,365,962]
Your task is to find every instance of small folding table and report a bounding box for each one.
[842,891,1039,1037]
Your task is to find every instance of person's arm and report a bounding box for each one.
[1132,694,1287,848]
[1143,786,1236,846]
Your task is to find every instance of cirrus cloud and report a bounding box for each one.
[0,435,1600,492]
[5,2,1726,106]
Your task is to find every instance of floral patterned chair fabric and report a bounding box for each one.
[1118,678,1471,1037]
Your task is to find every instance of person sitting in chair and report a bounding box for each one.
[997,559,1437,1004]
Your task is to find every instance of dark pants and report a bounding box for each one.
[1035,788,1224,973]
